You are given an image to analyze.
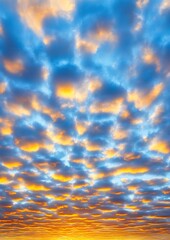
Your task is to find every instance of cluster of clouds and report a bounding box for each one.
[0,0,170,239]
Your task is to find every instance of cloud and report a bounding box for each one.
[0,0,170,240]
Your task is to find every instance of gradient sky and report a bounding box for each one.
[0,0,170,239]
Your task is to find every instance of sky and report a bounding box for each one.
[0,0,170,239]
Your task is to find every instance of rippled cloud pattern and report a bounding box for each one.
[0,0,170,240]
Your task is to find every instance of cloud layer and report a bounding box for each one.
[0,0,170,239]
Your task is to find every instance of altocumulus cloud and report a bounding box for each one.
[0,1,170,240]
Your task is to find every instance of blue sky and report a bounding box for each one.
[0,0,170,239]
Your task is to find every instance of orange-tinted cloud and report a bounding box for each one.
[75,121,88,135]
[0,82,7,94]
[3,59,24,74]
[149,139,170,154]
[89,27,118,43]
[0,175,12,184]
[56,82,76,99]
[15,139,41,152]
[25,183,50,191]
[104,149,117,158]
[89,78,102,92]
[113,166,149,176]
[76,36,99,53]
[124,153,141,161]
[51,173,73,182]
[136,0,149,8]
[0,118,13,135]
[160,0,170,12]
[45,130,74,146]
[113,128,128,140]
[18,0,75,36]
[5,103,31,117]
[128,83,163,109]
[142,48,160,71]
[83,140,102,152]
[90,98,124,114]
[2,160,23,169]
